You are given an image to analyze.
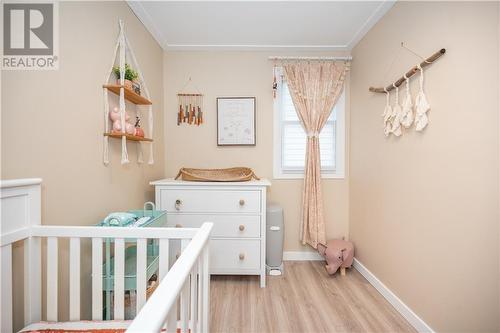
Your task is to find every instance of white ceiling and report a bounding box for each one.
[128,1,394,51]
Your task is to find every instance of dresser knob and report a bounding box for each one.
[239,225,245,231]
[175,199,182,211]
[175,223,183,228]
[239,253,245,260]
[239,199,245,206]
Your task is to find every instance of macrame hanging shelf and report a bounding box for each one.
[102,20,154,165]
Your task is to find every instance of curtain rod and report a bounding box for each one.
[268,56,352,61]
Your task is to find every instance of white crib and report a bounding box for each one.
[0,179,213,333]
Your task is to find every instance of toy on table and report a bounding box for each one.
[317,238,354,276]
[103,212,136,226]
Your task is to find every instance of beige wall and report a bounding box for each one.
[349,2,499,332]
[1,1,164,329]
[164,51,350,252]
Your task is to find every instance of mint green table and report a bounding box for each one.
[96,203,167,320]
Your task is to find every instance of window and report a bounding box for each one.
[273,68,345,179]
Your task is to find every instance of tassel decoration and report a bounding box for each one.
[414,64,430,131]
[390,84,403,137]
[177,93,204,126]
[382,88,392,137]
[400,74,414,128]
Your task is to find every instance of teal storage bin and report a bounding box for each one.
[96,202,167,320]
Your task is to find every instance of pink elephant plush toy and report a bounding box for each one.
[109,107,136,135]
[317,239,354,275]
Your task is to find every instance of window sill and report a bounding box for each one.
[273,172,345,180]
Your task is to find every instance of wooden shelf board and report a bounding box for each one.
[104,132,153,142]
[103,84,152,105]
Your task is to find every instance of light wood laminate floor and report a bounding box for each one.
[210,261,416,333]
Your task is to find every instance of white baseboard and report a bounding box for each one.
[283,251,324,261]
[353,258,434,333]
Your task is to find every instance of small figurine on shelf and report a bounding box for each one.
[109,107,135,135]
[132,81,141,95]
[134,116,145,137]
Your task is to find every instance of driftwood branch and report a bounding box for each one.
[369,48,446,93]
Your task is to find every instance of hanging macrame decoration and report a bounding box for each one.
[414,64,430,131]
[400,74,414,128]
[103,20,154,165]
[177,93,203,126]
[370,47,445,137]
[390,84,403,137]
[272,66,278,99]
[382,88,392,137]
[177,77,203,126]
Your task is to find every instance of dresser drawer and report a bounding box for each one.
[167,214,260,238]
[159,189,260,213]
[210,239,260,272]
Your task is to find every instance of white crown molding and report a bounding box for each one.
[346,0,395,50]
[127,1,169,49]
[128,1,393,51]
[165,44,349,51]
[353,258,435,333]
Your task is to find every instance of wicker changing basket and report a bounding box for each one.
[175,167,260,182]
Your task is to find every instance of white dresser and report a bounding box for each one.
[151,178,271,287]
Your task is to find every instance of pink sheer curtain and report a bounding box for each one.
[283,61,348,249]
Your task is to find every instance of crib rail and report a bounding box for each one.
[127,222,211,332]
[1,179,213,333]
[2,223,213,333]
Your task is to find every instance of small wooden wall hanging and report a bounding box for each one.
[177,77,204,126]
[177,93,203,126]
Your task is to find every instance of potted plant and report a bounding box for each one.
[113,63,139,92]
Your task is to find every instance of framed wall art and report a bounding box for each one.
[217,97,256,146]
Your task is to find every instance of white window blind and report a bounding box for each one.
[280,81,336,171]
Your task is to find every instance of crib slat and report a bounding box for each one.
[166,296,178,333]
[159,238,169,332]
[47,237,58,321]
[159,238,169,280]
[92,238,103,320]
[114,238,125,320]
[24,237,41,325]
[180,279,189,332]
[181,239,188,252]
[136,238,147,313]
[197,258,203,333]
[69,237,80,320]
[201,245,210,333]
[180,239,189,332]
[190,264,198,333]
[1,244,13,333]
